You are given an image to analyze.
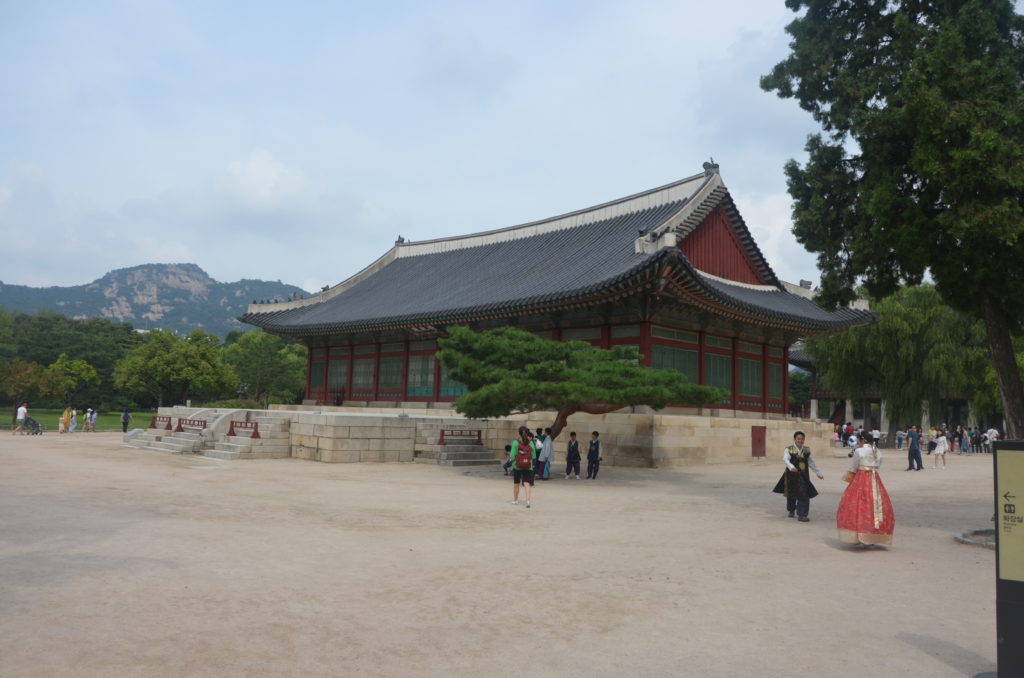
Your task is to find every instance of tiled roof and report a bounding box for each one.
[241,169,875,335]
[243,201,683,333]
[689,272,875,331]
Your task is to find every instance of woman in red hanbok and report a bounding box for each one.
[837,433,895,546]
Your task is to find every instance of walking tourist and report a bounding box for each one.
[986,427,999,453]
[509,426,538,508]
[932,430,949,469]
[837,432,895,546]
[772,431,824,522]
[121,408,133,433]
[12,402,28,435]
[905,425,923,471]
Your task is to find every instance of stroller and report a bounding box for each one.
[23,416,42,435]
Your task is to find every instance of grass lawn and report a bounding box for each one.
[3,408,141,433]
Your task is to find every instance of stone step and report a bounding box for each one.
[170,431,204,441]
[203,448,241,460]
[437,451,499,462]
[214,441,251,453]
[139,442,193,455]
[202,448,290,461]
[415,444,500,466]
[225,433,288,444]
[439,458,500,467]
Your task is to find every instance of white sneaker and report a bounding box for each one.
[565,475,570,479]
[575,475,580,479]
[511,500,518,505]
[525,501,530,508]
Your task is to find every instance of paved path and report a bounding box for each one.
[0,433,999,677]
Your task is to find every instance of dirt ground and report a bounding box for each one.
[0,432,1000,678]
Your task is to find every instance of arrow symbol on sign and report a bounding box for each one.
[1005,492,1017,502]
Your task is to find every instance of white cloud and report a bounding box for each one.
[226,149,307,211]
[0,1,827,295]
[733,190,818,287]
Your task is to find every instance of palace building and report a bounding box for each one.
[241,163,874,414]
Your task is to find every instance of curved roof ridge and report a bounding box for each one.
[392,172,710,258]
[697,270,782,292]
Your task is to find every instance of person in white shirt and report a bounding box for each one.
[539,428,554,480]
[932,431,949,468]
[986,428,999,454]
[13,402,28,435]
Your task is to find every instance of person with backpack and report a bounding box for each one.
[121,408,133,433]
[508,426,539,508]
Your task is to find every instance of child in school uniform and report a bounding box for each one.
[586,431,602,479]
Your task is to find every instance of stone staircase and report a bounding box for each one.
[124,425,208,455]
[414,428,500,467]
[203,414,291,460]
[123,410,293,459]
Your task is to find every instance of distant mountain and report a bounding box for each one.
[0,263,310,338]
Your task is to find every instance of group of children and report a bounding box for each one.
[58,407,98,434]
[504,428,604,508]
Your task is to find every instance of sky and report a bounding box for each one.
[1,1,828,294]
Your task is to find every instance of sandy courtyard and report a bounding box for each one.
[0,432,999,677]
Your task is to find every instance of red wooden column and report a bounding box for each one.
[783,347,791,413]
[433,352,442,402]
[638,323,652,367]
[371,343,381,401]
[697,330,706,385]
[400,340,410,403]
[730,337,739,411]
[762,344,769,416]
[304,351,313,401]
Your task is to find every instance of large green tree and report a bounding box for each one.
[805,285,985,438]
[44,353,100,406]
[437,326,727,439]
[0,310,142,408]
[222,330,306,407]
[762,1,1024,437]
[0,360,51,421]
[113,330,238,408]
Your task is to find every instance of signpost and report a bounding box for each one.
[994,440,1024,675]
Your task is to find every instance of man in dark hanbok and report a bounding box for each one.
[772,431,824,522]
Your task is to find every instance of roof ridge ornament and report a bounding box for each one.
[702,158,719,176]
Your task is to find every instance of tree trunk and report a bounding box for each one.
[549,402,626,440]
[982,294,1024,439]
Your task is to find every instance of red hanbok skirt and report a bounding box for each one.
[837,468,895,546]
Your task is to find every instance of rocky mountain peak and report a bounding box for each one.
[0,264,308,337]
